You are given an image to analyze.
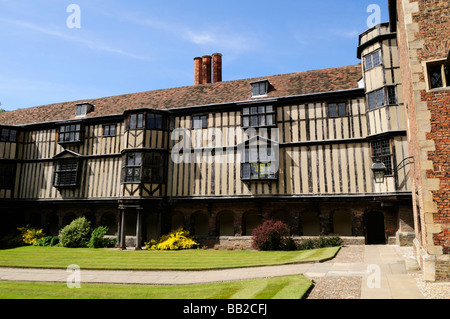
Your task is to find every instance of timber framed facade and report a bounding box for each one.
[0,16,417,253]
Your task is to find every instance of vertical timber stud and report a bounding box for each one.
[135,207,143,250]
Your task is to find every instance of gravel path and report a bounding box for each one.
[306,245,450,299]
[306,245,363,299]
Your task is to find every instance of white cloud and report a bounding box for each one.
[110,12,260,55]
[0,17,150,60]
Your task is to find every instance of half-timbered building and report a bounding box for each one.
[0,24,415,250]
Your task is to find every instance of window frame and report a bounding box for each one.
[371,139,393,176]
[128,113,144,130]
[425,59,449,91]
[251,80,269,97]
[240,143,278,181]
[367,86,399,111]
[53,158,80,188]
[0,161,16,189]
[122,151,166,184]
[364,50,382,71]
[0,127,18,142]
[192,115,208,129]
[58,123,83,144]
[75,103,94,117]
[146,113,165,130]
[103,124,117,137]
[327,102,348,118]
[242,105,276,128]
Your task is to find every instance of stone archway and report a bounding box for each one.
[333,210,353,236]
[243,211,262,236]
[191,212,208,236]
[100,212,117,235]
[217,211,234,236]
[171,212,185,231]
[301,212,320,236]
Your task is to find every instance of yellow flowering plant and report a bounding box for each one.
[17,226,45,245]
[145,228,199,250]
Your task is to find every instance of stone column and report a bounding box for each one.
[319,211,333,235]
[119,209,126,250]
[135,208,143,250]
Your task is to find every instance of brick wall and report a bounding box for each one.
[395,0,450,280]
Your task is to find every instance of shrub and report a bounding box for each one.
[17,226,45,245]
[145,228,199,250]
[88,226,116,248]
[297,235,343,250]
[50,236,59,247]
[34,236,53,247]
[251,219,293,251]
[59,217,92,248]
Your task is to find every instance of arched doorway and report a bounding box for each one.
[218,212,234,236]
[191,213,208,236]
[366,211,386,244]
[333,211,352,236]
[243,211,262,236]
[301,212,320,236]
[171,212,185,231]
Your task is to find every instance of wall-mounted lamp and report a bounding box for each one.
[371,159,387,183]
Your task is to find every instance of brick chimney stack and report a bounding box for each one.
[194,57,203,85]
[202,55,212,84]
[212,53,222,83]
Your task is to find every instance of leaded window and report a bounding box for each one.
[54,159,79,187]
[364,50,382,71]
[0,128,17,142]
[328,102,347,118]
[427,61,449,90]
[58,124,82,143]
[251,81,268,97]
[129,113,144,130]
[242,105,275,128]
[147,113,164,130]
[122,152,165,184]
[371,139,393,175]
[241,143,278,181]
[0,162,15,189]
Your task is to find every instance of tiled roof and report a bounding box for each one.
[0,64,362,126]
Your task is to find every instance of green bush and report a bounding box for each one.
[145,228,199,250]
[50,236,59,247]
[297,235,343,250]
[88,226,116,248]
[34,236,60,247]
[34,236,52,247]
[59,217,92,248]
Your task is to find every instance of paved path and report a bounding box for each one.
[0,245,425,299]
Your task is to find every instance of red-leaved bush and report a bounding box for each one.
[251,219,294,251]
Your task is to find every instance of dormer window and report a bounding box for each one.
[75,103,94,117]
[251,80,269,97]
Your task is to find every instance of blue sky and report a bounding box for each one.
[0,0,389,111]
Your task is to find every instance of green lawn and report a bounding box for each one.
[0,246,340,270]
[0,275,313,299]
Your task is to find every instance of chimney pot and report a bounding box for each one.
[212,53,222,83]
[202,55,212,84]
[194,57,203,85]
